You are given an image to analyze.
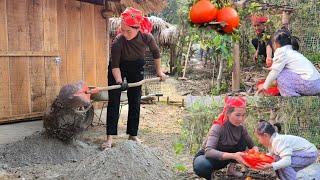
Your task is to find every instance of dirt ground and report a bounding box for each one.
[176,60,272,96]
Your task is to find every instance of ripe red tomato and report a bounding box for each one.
[243,151,275,168]
[216,7,240,33]
[189,0,218,24]
[256,80,280,96]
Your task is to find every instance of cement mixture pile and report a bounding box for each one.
[0,133,174,180]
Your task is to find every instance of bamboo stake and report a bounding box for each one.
[232,43,240,92]
[216,55,224,92]
[182,40,193,79]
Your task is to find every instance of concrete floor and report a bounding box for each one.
[0,120,43,145]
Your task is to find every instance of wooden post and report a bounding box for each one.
[282,11,290,29]
[282,0,290,29]
[216,55,224,92]
[0,0,11,118]
[232,43,240,92]
[169,45,175,74]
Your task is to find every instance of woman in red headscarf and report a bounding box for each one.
[102,7,166,150]
[251,15,274,67]
[193,96,258,179]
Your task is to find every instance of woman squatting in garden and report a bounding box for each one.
[251,15,273,67]
[193,96,258,179]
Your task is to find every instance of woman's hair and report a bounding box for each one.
[273,28,300,51]
[255,120,277,136]
[273,122,281,133]
[226,107,235,115]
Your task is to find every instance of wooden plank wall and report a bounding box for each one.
[7,0,31,116]
[0,0,107,123]
[0,0,11,118]
[29,0,46,112]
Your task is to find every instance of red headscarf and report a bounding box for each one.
[120,7,153,33]
[251,15,268,26]
[213,96,247,125]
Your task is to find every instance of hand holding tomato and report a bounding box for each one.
[252,146,259,152]
[255,162,273,170]
[255,86,266,96]
[232,152,250,167]
[266,57,273,67]
[242,149,275,169]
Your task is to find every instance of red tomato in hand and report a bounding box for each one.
[243,151,275,168]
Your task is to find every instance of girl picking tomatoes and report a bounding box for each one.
[256,29,320,96]
[254,120,318,180]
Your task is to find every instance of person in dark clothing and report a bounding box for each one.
[101,7,166,150]
[193,96,257,179]
[251,15,273,67]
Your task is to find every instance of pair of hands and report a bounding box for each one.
[232,147,273,170]
[253,52,273,68]
[232,146,259,167]
[157,71,167,81]
[117,72,167,91]
[256,86,266,96]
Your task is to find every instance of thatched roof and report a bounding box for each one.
[109,16,178,46]
[78,0,167,15]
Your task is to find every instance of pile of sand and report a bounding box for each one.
[0,132,98,168]
[70,141,174,180]
[0,133,174,179]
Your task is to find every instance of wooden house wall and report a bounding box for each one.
[0,0,107,123]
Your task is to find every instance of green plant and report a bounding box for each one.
[173,142,185,155]
[174,163,187,172]
[211,82,228,95]
[305,53,320,64]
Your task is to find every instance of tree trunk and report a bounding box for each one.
[176,28,185,68]
[204,47,209,65]
[200,48,204,62]
[169,45,177,74]
[211,55,216,88]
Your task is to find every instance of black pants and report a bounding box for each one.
[193,138,247,180]
[106,59,145,136]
